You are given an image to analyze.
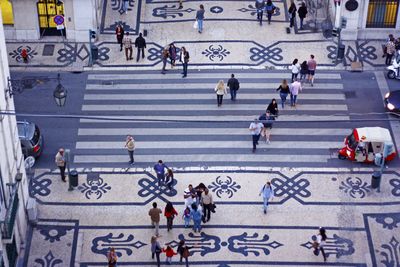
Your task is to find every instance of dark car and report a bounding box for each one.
[384,90,400,115]
[17,121,43,158]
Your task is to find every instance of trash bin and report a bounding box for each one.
[91,45,99,61]
[69,170,79,187]
[338,44,346,59]
[371,171,381,189]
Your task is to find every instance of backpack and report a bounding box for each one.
[182,247,190,258]
[192,210,202,221]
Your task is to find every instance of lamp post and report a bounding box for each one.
[53,74,67,107]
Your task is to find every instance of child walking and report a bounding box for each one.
[183,207,191,228]
[163,245,177,265]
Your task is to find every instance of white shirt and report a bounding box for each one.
[249,122,263,135]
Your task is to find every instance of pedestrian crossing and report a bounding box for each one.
[73,70,353,168]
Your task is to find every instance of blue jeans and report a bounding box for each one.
[230,89,237,100]
[197,19,203,32]
[300,17,304,29]
[193,219,201,232]
[157,173,165,186]
[182,62,188,76]
[257,9,263,24]
[279,92,288,108]
[263,197,269,212]
[290,94,297,106]
[123,1,129,12]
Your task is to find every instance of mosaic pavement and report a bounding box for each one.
[24,169,400,266]
[6,0,388,69]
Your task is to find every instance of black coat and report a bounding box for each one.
[135,36,146,48]
[227,77,240,91]
[298,6,308,18]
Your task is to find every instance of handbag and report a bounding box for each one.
[193,20,198,29]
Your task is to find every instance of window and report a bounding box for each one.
[0,0,14,25]
[367,0,399,28]
[37,0,65,36]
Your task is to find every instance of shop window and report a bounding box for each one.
[0,0,14,25]
[367,0,399,28]
[37,0,66,36]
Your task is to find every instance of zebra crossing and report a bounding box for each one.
[73,70,352,168]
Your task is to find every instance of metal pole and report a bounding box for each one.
[89,30,93,67]
[65,149,73,191]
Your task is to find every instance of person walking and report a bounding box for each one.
[300,60,308,82]
[184,184,196,208]
[288,0,297,28]
[180,47,189,78]
[151,236,162,267]
[255,0,265,25]
[168,43,177,68]
[162,245,177,265]
[265,0,276,25]
[154,160,168,187]
[135,32,146,62]
[122,0,129,14]
[55,148,66,182]
[161,48,169,74]
[298,2,307,29]
[125,135,135,165]
[276,79,290,109]
[307,54,317,86]
[313,227,327,262]
[21,48,29,63]
[115,24,124,51]
[227,73,240,101]
[290,78,302,107]
[195,5,205,33]
[164,201,178,231]
[179,0,183,8]
[149,202,162,236]
[165,169,174,190]
[107,247,118,267]
[259,110,275,144]
[385,37,396,65]
[290,58,300,82]
[177,240,192,267]
[249,118,264,152]
[259,181,274,214]
[201,188,213,223]
[190,203,203,233]
[214,80,227,107]
[123,32,133,61]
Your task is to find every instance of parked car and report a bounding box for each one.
[384,90,400,115]
[17,121,43,158]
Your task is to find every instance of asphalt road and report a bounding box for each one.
[10,69,399,169]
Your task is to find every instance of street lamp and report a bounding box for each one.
[53,74,67,107]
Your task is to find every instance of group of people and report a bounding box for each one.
[383,33,400,65]
[161,44,190,77]
[254,0,308,29]
[116,24,147,62]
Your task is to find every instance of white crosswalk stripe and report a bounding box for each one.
[74,70,349,167]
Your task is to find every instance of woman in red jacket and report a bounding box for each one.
[164,201,178,231]
[162,245,177,264]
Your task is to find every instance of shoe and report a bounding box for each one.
[179,4,183,9]
[311,83,313,87]
[252,148,256,153]
[256,142,259,145]
[130,162,135,165]
[264,210,266,214]
[62,179,66,182]
[267,140,270,144]
[182,75,186,78]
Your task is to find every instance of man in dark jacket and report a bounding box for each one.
[298,2,308,29]
[135,33,146,62]
[227,74,240,101]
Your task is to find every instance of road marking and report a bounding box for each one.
[82,104,349,111]
[78,128,350,136]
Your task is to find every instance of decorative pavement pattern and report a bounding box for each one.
[6,0,387,69]
[24,169,400,266]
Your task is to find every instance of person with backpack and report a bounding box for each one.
[227,73,240,101]
[290,58,300,82]
[259,181,274,214]
[249,118,264,153]
[276,79,290,109]
[255,0,265,25]
[177,240,192,267]
[151,236,162,267]
[300,60,308,82]
[313,227,327,262]
[265,0,276,25]
[164,201,178,231]
[191,203,203,233]
[259,110,275,144]
[148,202,162,236]
[162,245,177,265]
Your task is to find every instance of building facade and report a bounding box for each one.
[0,7,30,267]
[1,0,102,42]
